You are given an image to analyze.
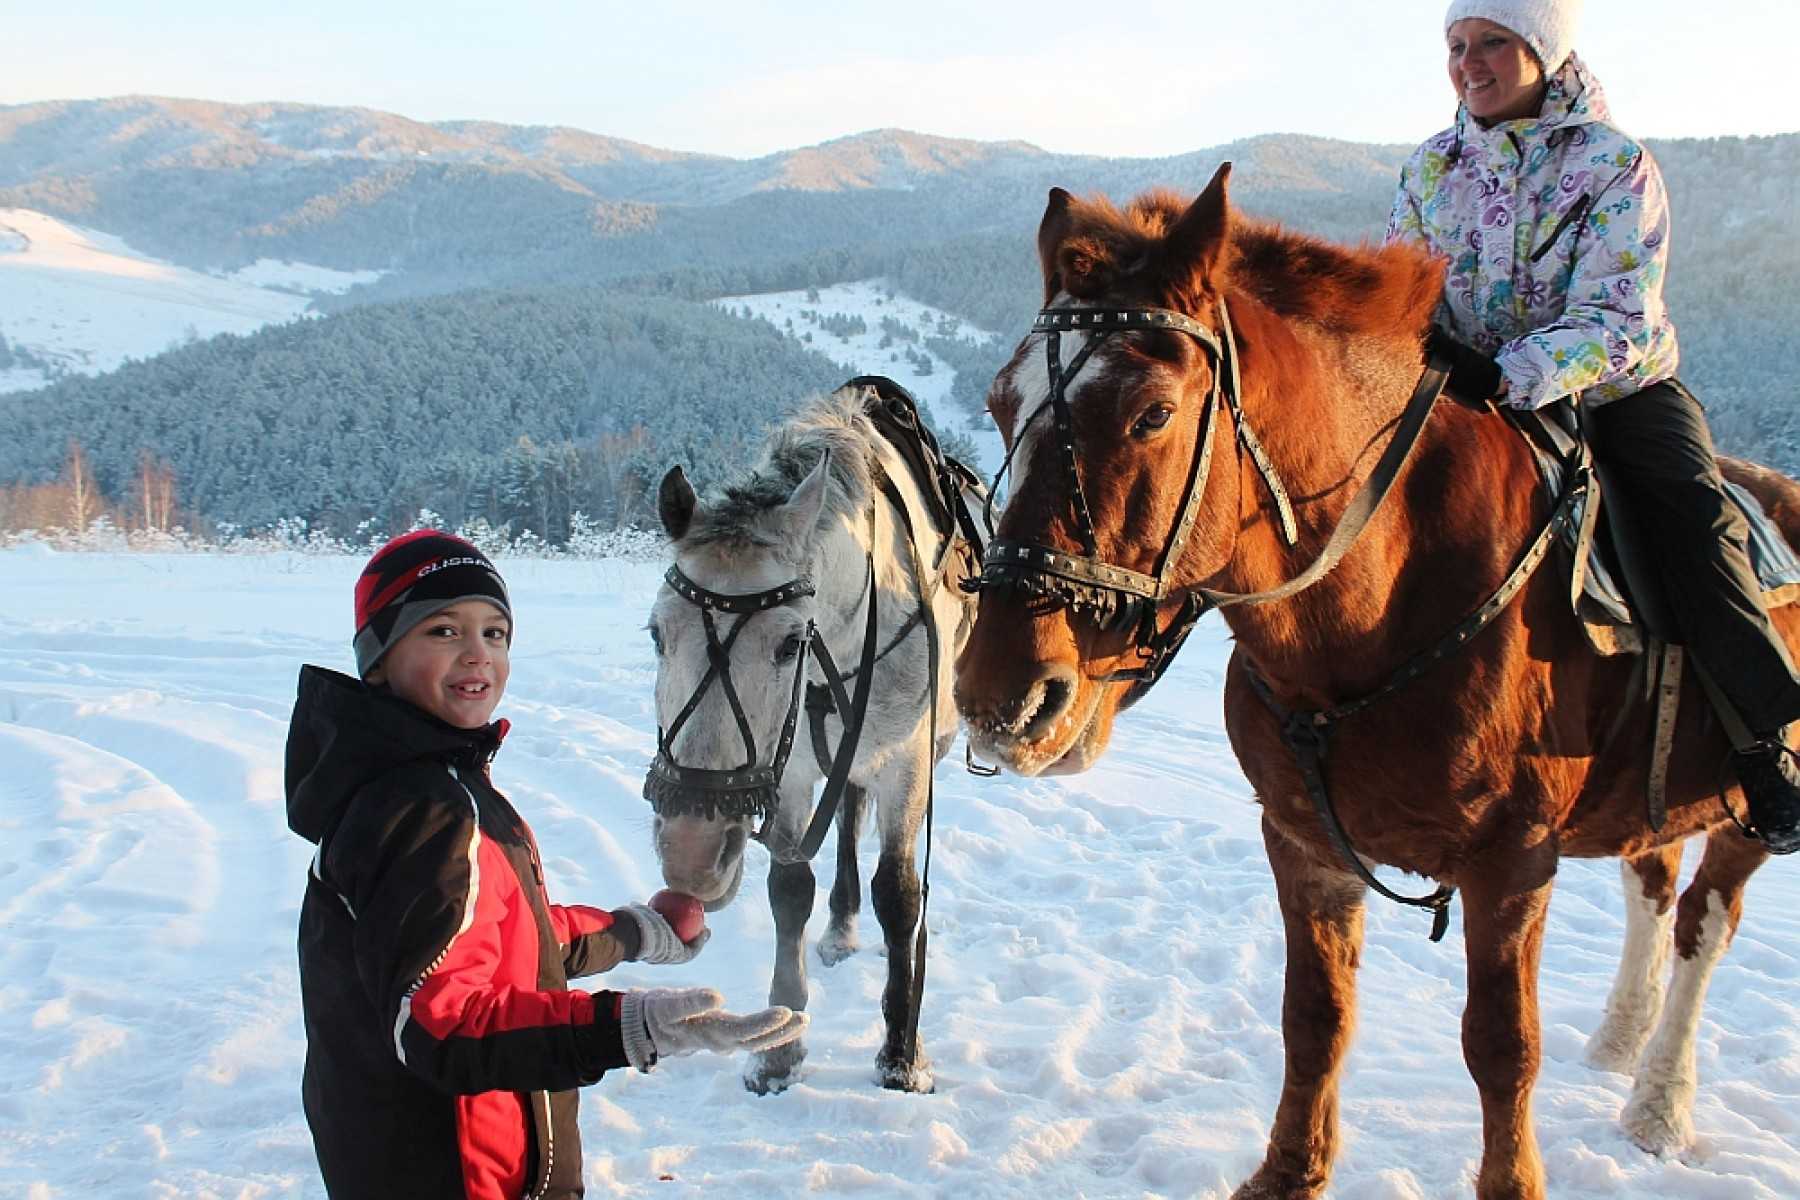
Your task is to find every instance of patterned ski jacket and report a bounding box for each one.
[286,665,637,1200]
[1385,53,1680,409]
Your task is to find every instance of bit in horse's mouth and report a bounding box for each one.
[970,680,1107,777]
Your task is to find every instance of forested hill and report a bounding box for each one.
[0,291,848,536]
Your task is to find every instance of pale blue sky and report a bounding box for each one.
[3,1,1793,158]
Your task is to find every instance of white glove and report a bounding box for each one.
[619,987,808,1072]
[619,903,710,965]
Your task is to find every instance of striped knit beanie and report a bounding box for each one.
[1445,0,1582,71]
[353,530,511,678]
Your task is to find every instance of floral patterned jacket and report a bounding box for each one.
[1385,53,1679,409]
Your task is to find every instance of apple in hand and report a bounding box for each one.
[648,889,706,943]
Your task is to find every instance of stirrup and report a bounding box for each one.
[1722,740,1800,854]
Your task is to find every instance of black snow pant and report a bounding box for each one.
[1586,379,1800,736]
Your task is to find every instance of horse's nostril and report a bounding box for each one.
[1022,667,1078,739]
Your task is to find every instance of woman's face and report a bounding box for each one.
[1447,18,1547,124]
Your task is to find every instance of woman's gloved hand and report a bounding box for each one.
[618,987,807,1072]
[1426,325,1505,405]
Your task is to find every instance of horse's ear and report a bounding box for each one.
[659,465,697,542]
[1165,162,1233,292]
[1037,187,1076,300]
[774,450,832,546]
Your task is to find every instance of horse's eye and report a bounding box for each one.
[1132,405,1175,437]
[775,631,805,663]
[648,623,664,656]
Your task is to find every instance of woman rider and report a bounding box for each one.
[1385,0,1800,852]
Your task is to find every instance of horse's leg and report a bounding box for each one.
[745,815,817,1095]
[1585,843,1684,1072]
[1620,826,1767,1153]
[817,783,867,967]
[1458,827,1558,1200]
[871,756,933,1093]
[1232,816,1366,1200]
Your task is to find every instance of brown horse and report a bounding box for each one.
[952,165,1798,1200]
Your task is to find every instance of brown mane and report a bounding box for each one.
[1049,187,1443,339]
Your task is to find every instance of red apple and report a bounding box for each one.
[648,888,706,943]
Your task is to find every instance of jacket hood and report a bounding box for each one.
[1455,51,1610,149]
[285,664,506,845]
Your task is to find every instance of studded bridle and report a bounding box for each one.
[970,301,1298,699]
[970,295,1520,938]
[642,556,878,855]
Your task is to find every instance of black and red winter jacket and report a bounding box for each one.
[286,665,637,1199]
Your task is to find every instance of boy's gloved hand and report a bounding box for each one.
[618,902,710,964]
[618,987,807,1072]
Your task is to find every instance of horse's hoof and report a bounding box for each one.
[744,1040,807,1095]
[1230,1167,1324,1200]
[816,929,859,967]
[876,1048,933,1093]
[1621,1082,1695,1155]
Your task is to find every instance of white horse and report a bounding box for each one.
[645,381,985,1093]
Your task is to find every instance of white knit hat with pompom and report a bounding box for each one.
[1445,0,1582,71]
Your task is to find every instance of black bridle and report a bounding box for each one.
[967,298,1553,940]
[969,301,1297,697]
[643,555,879,860]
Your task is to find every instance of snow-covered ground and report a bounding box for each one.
[5,546,1800,1198]
[717,281,1006,477]
[0,210,382,394]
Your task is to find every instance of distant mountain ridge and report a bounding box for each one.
[0,96,1417,290]
[0,97,1055,205]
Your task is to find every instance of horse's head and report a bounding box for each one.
[644,453,835,906]
[955,166,1248,776]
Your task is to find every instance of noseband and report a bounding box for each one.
[969,301,1298,694]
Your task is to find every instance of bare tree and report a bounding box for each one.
[65,440,98,535]
[135,450,177,532]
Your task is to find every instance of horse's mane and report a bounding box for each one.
[685,388,877,548]
[1057,188,1443,339]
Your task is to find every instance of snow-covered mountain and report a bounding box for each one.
[0,208,381,393]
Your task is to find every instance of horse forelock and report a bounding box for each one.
[682,390,878,554]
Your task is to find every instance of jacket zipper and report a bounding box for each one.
[1530,192,1594,263]
[455,762,556,1200]
[528,1090,555,1199]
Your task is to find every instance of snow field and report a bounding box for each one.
[3,549,1799,1197]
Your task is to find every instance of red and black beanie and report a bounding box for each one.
[353,530,512,677]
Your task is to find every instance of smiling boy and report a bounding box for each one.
[285,530,805,1199]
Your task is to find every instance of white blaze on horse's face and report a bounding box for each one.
[1004,315,1103,502]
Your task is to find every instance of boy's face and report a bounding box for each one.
[367,600,511,729]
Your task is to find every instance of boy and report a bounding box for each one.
[286,530,804,1199]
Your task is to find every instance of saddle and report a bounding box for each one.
[1510,398,1800,828]
[839,374,988,586]
[1510,400,1800,658]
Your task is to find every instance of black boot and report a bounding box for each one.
[1731,739,1800,855]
